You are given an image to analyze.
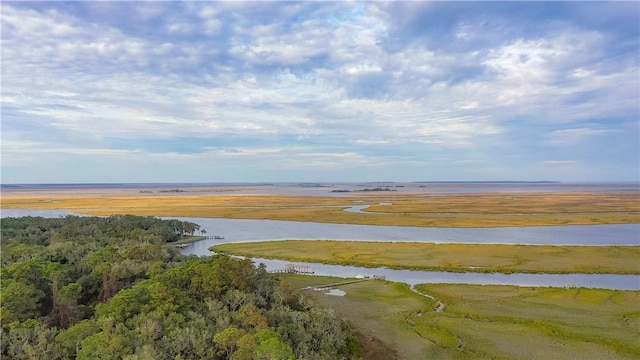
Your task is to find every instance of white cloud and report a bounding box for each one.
[198,6,218,19]
[342,63,383,75]
[1,2,637,183]
[1,6,79,37]
[355,139,390,145]
[204,147,285,157]
[457,102,479,110]
[1,138,140,156]
[546,128,612,146]
[538,160,578,166]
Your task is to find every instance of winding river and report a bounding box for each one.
[244,257,639,290]
[3,209,639,290]
[170,216,639,290]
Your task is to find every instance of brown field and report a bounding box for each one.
[1,191,639,227]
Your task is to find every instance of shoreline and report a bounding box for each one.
[209,240,640,275]
[3,209,639,246]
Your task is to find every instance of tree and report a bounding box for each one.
[214,326,246,359]
[123,344,158,360]
[54,282,83,328]
[1,216,361,359]
[237,304,268,330]
[77,318,133,360]
[55,320,99,359]
[1,281,45,323]
[253,329,294,360]
[231,334,256,360]
[77,330,132,360]
[3,320,64,360]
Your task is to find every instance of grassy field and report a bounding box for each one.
[278,274,640,360]
[211,240,640,274]
[1,191,639,227]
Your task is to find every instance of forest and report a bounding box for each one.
[0,215,359,359]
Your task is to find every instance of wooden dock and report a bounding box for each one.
[311,279,369,290]
[269,263,315,274]
[171,234,224,248]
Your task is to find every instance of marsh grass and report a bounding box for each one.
[365,192,640,214]
[2,191,639,227]
[281,275,640,359]
[283,275,433,359]
[211,240,640,274]
[413,284,640,359]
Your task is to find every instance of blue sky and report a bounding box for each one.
[1,1,639,183]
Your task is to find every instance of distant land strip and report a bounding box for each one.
[1,191,638,227]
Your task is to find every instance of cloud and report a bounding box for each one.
[1,2,638,183]
[355,139,390,146]
[538,160,579,166]
[546,128,612,146]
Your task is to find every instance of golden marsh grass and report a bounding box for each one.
[2,191,639,227]
[211,240,640,274]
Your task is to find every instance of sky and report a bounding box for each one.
[1,1,639,184]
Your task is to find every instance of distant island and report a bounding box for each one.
[331,187,397,193]
[412,181,559,184]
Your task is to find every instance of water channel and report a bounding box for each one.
[244,257,639,290]
[169,217,640,290]
[3,209,639,290]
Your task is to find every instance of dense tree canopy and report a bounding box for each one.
[1,216,359,359]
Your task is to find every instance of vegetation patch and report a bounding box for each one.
[210,240,640,274]
[2,191,639,227]
[1,216,359,360]
[280,274,640,360]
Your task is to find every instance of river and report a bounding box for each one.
[2,209,639,290]
[246,257,640,290]
[170,217,638,290]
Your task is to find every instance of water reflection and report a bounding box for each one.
[247,257,640,291]
[173,217,639,249]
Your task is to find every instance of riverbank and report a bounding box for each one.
[170,235,206,246]
[210,240,640,274]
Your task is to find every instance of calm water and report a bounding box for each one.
[172,217,639,250]
[3,209,639,290]
[172,217,638,290]
[5,209,637,247]
[247,257,640,290]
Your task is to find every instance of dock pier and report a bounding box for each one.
[269,263,315,274]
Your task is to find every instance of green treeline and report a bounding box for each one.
[1,216,359,359]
